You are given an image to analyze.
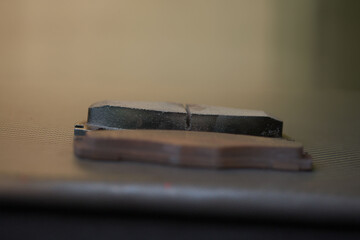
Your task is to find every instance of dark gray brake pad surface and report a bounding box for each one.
[83,101,282,137]
[87,101,188,130]
[187,104,282,137]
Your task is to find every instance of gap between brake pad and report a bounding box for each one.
[83,101,282,137]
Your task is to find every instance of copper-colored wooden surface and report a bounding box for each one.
[74,130,311,170]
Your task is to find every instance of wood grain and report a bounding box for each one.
[74,130,312,171]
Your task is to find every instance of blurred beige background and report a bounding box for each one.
[0,0,360,178]
[0,0,359,115]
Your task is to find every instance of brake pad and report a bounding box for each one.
[74,101,311,170]
[78,101,282,137]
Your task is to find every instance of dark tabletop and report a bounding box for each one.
[1,78,359,226]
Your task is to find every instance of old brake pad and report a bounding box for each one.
[74,101,311,170]
[75,101,282,137]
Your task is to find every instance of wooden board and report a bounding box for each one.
[74,130,312,171]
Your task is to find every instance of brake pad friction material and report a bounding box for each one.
[187,104,282,137]
[84,101,283,137]
[74,130,311,171]
[88,101,188,130]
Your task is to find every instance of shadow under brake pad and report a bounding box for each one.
[74,101,311,171]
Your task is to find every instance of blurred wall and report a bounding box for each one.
[0,0,359,108]
[314,0,360,90]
